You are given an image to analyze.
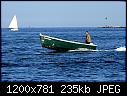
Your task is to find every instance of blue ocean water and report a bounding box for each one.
[1,27,126,82]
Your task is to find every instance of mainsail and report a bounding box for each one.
[9,15,18,31]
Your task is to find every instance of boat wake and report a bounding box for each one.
[114,46,126,51]
[68,46,126,52]
[68,48,91,52]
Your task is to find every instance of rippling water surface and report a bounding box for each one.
[1,27,126,82]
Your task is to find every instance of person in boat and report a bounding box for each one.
[85,31,91,44]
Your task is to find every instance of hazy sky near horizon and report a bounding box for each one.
[1,1,126,28]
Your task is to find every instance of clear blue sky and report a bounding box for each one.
[1,1,126,28]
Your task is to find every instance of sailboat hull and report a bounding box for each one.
[10,28,18,31]
[40,33,97,51]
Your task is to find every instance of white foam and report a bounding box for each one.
[68,47,126,52]
[92,49,114,52]
[68,48,95,52]
[115,46,126,51]
[68,48,113,52]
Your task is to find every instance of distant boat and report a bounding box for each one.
[40,33,97,51]
[8,15,18,31]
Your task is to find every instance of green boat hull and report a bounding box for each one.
[40,33,97,51]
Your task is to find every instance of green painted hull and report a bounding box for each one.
[40,33,97,51]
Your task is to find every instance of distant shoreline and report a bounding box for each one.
[97,26,126,28]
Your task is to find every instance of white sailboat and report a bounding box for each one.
[8,15,18,31]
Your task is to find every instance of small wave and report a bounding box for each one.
[115,46,126,51]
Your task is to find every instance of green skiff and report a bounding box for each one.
[40,33,97,51]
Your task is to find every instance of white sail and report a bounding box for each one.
[9,15,18,31]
